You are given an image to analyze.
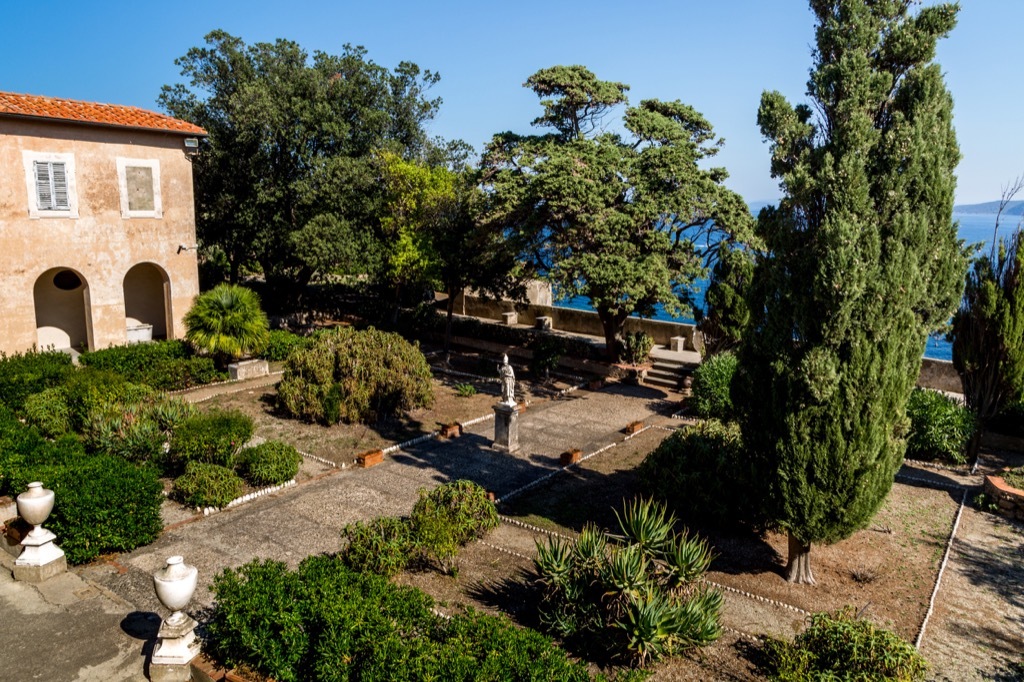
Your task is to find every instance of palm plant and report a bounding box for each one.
[184,284,269,367]
[614,497,676,555]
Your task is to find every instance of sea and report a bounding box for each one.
[554,212,1013,361]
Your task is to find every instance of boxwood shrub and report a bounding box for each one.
[173,461,245,508]
[206,555,597,682]
[411,480,498,574]
[79,341,225,390]
[170,410,253,469]
[277,326,434,424]
[905,388,975,464]
[237,441,302,486]
[260,329,311,362]
[0,349,74,413]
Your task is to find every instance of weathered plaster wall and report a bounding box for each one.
[0,119,200,353]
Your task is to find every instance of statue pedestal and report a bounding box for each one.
[493,403,520,453]
[13,527,66,583]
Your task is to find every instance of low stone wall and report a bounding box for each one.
[917,358,961,394]
[984,475,1024,521]
[452,294,703,352]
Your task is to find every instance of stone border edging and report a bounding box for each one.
[704,579,811,617]
[197,479,297,516]
[181,372,285,403]
[903,458,971,474]
[895,472,968,493]
[913,487,969,650]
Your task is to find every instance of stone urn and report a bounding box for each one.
[17,482,54,532]
[153,556,198,626]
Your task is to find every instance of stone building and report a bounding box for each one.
[0,91,205,354]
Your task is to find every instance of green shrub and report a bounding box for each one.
[339,516,415,577]
[760,608,927,681]
[411,480,498,575]
[79,341,225,390]
[277,326,433,424]
[7,453,163,565]
[237,441,302,486]
[174,461,245,508]
[689,351,738,418]
[455,382,477,397]
[170,410,253,468]
[1002,467,1024,490]
[206,555,597,682]
[621,331,655,366]
[185,284,270,365]
[905,388,975,464]
[23,387,72,437]
[528,335,564,378]
[261,329,310,362]
[0,349,74,412]
[60,368,158,432]
[639,419,755,529]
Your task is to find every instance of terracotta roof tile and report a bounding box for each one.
[0,91,206,136]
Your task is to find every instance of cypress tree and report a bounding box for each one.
[735,0,966,584]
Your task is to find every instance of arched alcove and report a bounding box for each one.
[34,267,91,350]
[123,262,171,340]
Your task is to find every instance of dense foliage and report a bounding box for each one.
[534,497,721,666]
[185,284,270,364]
[160,31,449,289]
[620,331,654,366]
[951,220,1024,459]
[905,388,975,464]
[236,441,302,486]
[79,340,224,390]
[481,65,753,360]
[277,326,433,424]
[260,329,311,362]
[760,608,927,681]
[173,461,246,509]
[0,349,74,413]
[733,0,966,584]
[693,242,754,356]
[170,409,254,469]
[689,352,738,419]
[639,419,753,529]
[206,555,601,682]
[0,407,163,564]
[340,480,497,577]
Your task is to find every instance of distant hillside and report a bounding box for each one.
[954,200,1024,216]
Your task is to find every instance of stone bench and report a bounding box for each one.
[501,311,518,326]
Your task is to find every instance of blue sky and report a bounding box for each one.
[2,1,1017,205]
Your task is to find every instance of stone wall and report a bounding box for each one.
[984,475,1024,521]
[917,358,962,394]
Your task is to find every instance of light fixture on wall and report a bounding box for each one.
[177,244,198,253]
[183,138,200,157]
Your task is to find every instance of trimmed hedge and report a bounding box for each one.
[0,349,74,413]
[277,326,434,424]
[206,556,598,682]
[79,341,225,390]
[173,461,246,509]
[170,410,254,469]
[261,329,311,362]
[905,388,975,464]
[237,441,302,486]
[411,480,499,574]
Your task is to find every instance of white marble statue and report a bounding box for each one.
[499,354,516,406]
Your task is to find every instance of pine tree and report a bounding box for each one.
[735,0,966,584]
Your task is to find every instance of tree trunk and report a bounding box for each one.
[785,532,816,585]
[444,291,456,363]
[599,310,626,362]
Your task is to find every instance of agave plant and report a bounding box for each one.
[572,523,608,572]
[614,497,677,556]
[615,591,679,666]
[662,530,715,589]
[184,284,269,366]
[150,397,198,433]
[602,543,650,601]
[668,586,723,649]
[535,536,574,587]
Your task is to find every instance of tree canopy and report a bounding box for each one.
[160,30,445,291]
[734,0,966,584]
[481,65,752,359]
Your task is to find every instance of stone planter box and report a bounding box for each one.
[560,449,583,466]
[984,474,1024,521]
[357,450,384,468]
[439,423,463,438]
[126,323,153,343]
[228,359,269,381]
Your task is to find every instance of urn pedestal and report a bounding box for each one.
[13,482,66,583]
[150,556,200,681]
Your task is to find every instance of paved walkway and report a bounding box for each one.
[1,374,1020,681]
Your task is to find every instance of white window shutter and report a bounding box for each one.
[51,163,69,209]
[34,161,53,209]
